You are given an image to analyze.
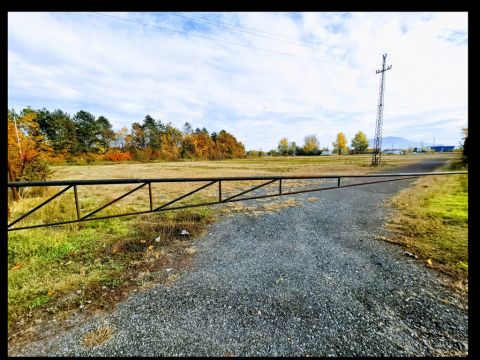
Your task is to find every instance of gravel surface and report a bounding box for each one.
[10,158,468,356]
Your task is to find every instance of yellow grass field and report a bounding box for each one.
[9,153,454,226]
[51,153,447,180]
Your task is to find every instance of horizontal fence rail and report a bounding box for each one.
[7,171,467,231]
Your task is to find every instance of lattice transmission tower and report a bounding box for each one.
[371,53,392,166]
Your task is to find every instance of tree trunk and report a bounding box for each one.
[7,159,20,201]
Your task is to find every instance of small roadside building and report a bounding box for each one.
[430,145,455,152]
[383,149,405,155]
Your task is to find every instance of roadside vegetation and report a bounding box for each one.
[384,159,468,292]
[8,206,214,342]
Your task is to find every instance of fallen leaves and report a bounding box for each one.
[427,259,433,267]
[11,263,22,271]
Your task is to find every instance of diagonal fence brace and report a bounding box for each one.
[80,183,147,221]
[8,185,73,228]
[153,180,218,211]
[221,179,278,203]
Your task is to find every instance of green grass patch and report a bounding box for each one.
[386,160,468,281]
[8,196,214,339]
[8,217,131,326]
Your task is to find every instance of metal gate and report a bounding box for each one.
[7,171,467,231]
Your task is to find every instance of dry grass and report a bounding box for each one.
[51,154,451,181]
[261,198,300,212]
[164,273,179,287]
[184,247,198,255]
[81,325,114,347]
[46,154,453,211]
[6,154,449,221]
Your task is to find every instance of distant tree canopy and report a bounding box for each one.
[74,110,113,153]
[8,107,246,165]
[303,134,320,155]
[276,137,301,156]
[333,132,348,155]
[351,131,369,153]
[277,137,289,155]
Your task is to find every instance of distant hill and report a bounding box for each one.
[368,136,424,150]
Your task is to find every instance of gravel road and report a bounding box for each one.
[10,158,468,356]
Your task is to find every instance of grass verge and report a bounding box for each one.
[383,160,468,292]
[8,205,214,347]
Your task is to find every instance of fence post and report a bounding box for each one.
[74,185,81,220]
[148,182,153,211]
[219,180,222,202]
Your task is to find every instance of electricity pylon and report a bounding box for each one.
[371,54,392,166]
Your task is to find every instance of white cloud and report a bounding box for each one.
[8,11,467,150]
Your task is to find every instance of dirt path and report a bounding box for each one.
[10,158,468,356]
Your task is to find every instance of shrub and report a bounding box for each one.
[104,149,133,162]
[19,158,53,182]
[18,157,53,197]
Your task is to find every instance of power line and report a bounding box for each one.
[93,12,326,64]
[171,12,318,49]
[176,12,333,48]
[172,12,380,60]
[180,12,309,43]
[92,12,369,68]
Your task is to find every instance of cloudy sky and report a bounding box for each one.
[8,12,467,150]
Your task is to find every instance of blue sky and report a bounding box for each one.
[8,12,467,150]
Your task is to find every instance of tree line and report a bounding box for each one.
[266,131,369,156]
[7,107,246,183]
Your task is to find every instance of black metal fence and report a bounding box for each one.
[7,171,467,231]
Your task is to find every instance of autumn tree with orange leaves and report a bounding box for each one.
[8,109,53,198]
[8,107,247,170]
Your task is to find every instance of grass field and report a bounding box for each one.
[51,153,442,179]
[384,159,468,292]
[7,153,459,343]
